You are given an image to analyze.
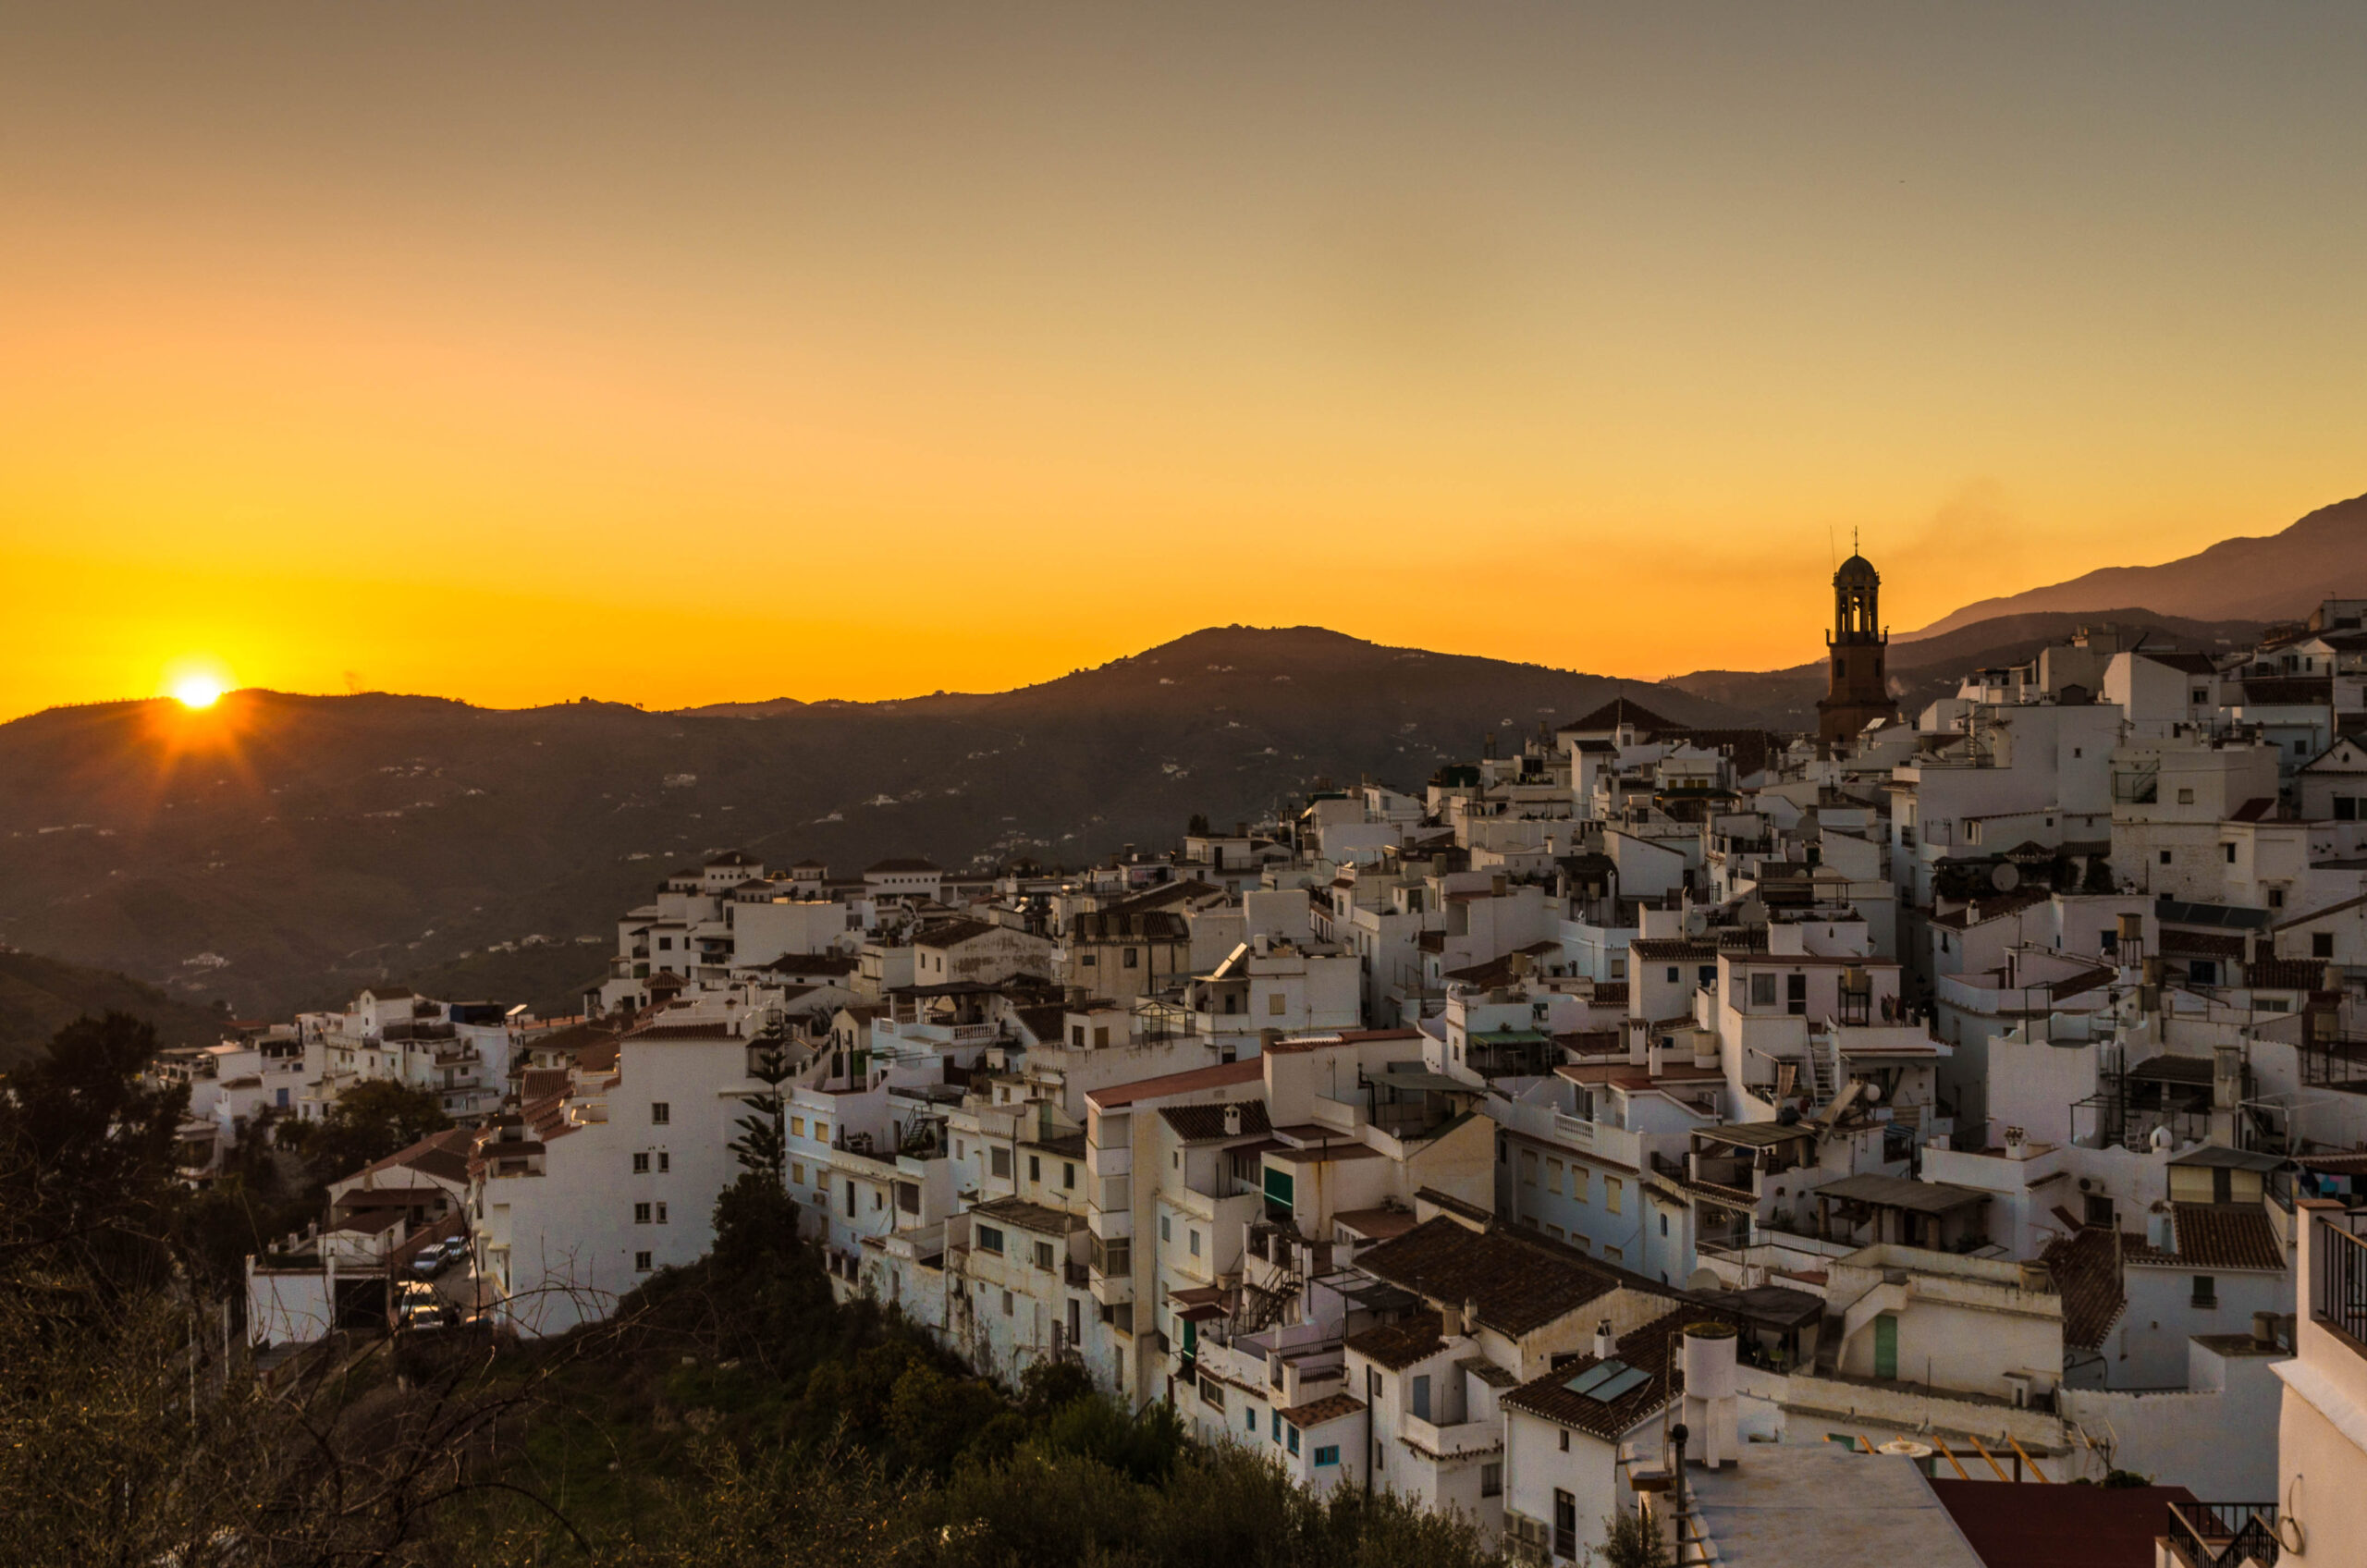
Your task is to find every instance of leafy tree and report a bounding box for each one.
[1597,1509,1671,1568]
[1186,813,1211,837]
[303,1078,451,1183]
[0,1011,187,1289]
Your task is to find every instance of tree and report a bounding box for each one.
[1597,1509,1671,1568]
[304,1078,451,1184]
[0,1011,188,1289]
[1186,813,1211,837]
[730,1035,791,1182]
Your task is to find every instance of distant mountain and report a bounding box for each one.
[1907,491,2367,640]
[1670,608,2264,730]
[0,626,1731,1018]
[0,949,232,1071]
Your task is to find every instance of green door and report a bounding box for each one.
[1873,1314,1898,1380]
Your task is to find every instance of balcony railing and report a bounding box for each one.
[2316,1216,2367,1352]
[2165,1502,2279,1568]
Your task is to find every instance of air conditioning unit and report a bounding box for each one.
[2078,1177,2093,1191]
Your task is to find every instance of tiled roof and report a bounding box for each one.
[1159,1100,1273,1142]
[1631,938,1718,961]
[1559,697,1682,736]
[765,952,861,975]
[1276,1392,1366,1427]
[1502,1306,1718,1439]
[913,917,996,948]
[2164,1204,2287,1272]
[2042,1226,2127,1350]
[2161,928,2246,958]
[1351,1217,1619,1337]
[2248,957,2329,991]
[340,1124,475,1188]
[2239,678,2333,706]
[1346,1312,1449,1370]
[1930,889,2052,930]
[1086,1058,1263,1109]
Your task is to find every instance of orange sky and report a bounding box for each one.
[4,4,2363,719]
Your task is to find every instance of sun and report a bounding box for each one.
[172,674,227,709]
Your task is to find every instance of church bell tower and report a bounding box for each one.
[1816,545,1899,743]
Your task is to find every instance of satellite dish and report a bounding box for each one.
[1878,1439,1934,1459]
[1686,1268,1725,1293]
[1991,863,2020,891]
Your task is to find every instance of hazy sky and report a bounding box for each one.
[4,2,2363,717]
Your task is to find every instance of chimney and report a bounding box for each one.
[2252,1310,2278,1349]
[1491,872,1508,898]
[1679,1321,1740,1469]
[1439,1301,1464,1337]
[1593,1318,1617,1361]
[2003,1125,2028,1160]
[1222,1103,1243,1137]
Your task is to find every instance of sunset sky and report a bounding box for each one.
[4,3,2363,719]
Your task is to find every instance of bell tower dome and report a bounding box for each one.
[1816,545,1900,743]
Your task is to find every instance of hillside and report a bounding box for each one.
[0,950,232,1071]
[1670,607,2263,729]
[0,626,1728,1018]
[1907,491,2367,639]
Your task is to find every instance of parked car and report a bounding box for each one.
[407,1246,448,1280]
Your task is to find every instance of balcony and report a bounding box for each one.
[2164,1502,2279,1568]
[2313,1214,2367,1354]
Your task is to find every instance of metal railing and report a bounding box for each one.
[2317,1216,2367,1351]
[2165,1501,2278,1568]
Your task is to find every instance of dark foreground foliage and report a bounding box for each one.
[0,1013,1503,1568]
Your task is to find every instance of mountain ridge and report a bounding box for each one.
[1903,491,2367,639]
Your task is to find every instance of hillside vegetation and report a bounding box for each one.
[0,626,1720,1017]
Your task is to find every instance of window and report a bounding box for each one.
[1313,1444,1340,1467]
[1001,1290,1013,1317]
[2225,843,2238,864]
[2178,788,2196,805]
[657,1152,668,1173]
[2160,850,2174,865]
[1666,966,1681,984]
[1160,1215,1171,1243]
[791,1161,804,1184]
[1749,973,1777,1009]
[1081,949,1097,966]
[1268,992,1286,1016]
[634,1251,653,1271]
[1189,1229,1201,1257]
[1271,1411,1282,1443]
[1093,1025,1110,1047]
[1286,1426,1300,1456]
[1028,1154,1041,1183]
[1246,1407,1257,1432]
[1558,1430,1569,1453]
[1481,1462,1502,1497]
[1124,948,1139,969]
[977,1225,1005,1255]
[1411,1374,1431,1421]
[634,1202,652,1224]
[650,1102,670,1125]
[1602,1244,1622,1264]
[632,1152,650,1174]
[656,1202,668,1224]
[844,1182,855,1218]
[791,1116,805,1137]
[2316,933,2336,959]
[2339,797,2360,822]
[2193,1274,2218,1308]
[2085,1194,2115,1228]
[1553,1488,1577,1560]
[2271,888,2287,909]
[1605,1176,1624,1215]
[1660,1212,1669,1236]
[2192,959,2220,986]
[1699,964,1717,987]
[1520,1149,1539,1187]
[1034,1241,1055,1271]
[814,1121,828,1143]
[1547,1157,1564,1189]
[1063,1161,1077,1189]
[1786,973,1808,1015]
[991,1146,1012,1179]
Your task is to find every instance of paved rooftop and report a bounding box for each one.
[1686,1446,1983,1568]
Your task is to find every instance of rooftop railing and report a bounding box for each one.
[2314,1214,2367,1355]
[2165,1501,2279,1568]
